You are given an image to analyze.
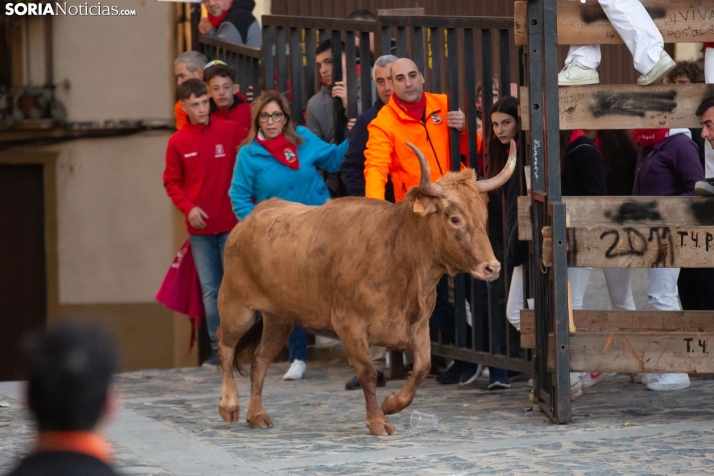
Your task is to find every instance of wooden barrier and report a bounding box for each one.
[520,84,714,131]
[519,196,714,238]
[514,0,714,46]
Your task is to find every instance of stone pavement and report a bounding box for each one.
[2,361,714,475]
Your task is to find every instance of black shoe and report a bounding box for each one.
[345,371,386,390]
[436,361,466,385]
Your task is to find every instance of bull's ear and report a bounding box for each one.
[410,190,440,216]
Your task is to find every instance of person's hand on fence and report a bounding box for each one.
[332,81,348,109]
[188,206,208,229]
[198,17,213,35]
[446,109,465,132]
[347,118,356,133]
[245,86,254,103]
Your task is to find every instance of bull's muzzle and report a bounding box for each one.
[472,260,501,282]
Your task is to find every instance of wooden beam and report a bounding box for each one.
[517,196,714,241]
[548,332,714,373]
[522,309,714,333]
[567,225,714,268]
[514,0,714,46]
[520,84,714,131]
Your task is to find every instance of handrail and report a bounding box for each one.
[198,35,262,59]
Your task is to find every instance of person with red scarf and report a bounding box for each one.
[199,0,261,47]
[163,79,242,365]
[229,90,348,380]
[6,323,119,476]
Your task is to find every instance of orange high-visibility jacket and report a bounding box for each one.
[364,92,470,202]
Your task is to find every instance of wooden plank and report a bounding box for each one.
[514,0,714,46]
[521,334,536,350]
[567,225,714,268]
[520,309,535,350]
[520,84,714,131]
[517,196,531,241]
[517,196,714,241]
[521,309,714,333]
[548,332,714,373]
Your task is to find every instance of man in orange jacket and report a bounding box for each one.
[364,58,466,202]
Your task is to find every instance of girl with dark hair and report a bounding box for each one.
[229,90,348,381]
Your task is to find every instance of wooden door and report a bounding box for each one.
[0,164,47,381]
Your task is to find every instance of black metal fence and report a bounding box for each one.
[197,13,531,376]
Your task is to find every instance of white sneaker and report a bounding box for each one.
[282,359,306,380]
[637,54,676,85]
[646,373,690,391]
[558,60,600,86]
[694,178,714,197]
[570,372,584,400]
[581,372,616,389]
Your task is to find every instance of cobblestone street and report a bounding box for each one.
[3,361,714,475]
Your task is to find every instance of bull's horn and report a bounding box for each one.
[477,139,517,193]
[406,142,442,197]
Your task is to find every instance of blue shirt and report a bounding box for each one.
[230,126,348,220]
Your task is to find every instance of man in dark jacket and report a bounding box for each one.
[199,0,261,47]
[340,54,398,390]
[5,323,120,476]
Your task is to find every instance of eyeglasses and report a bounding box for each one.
[259,112,285,123]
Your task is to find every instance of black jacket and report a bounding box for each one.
[6,452,119,476]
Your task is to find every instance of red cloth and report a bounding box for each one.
[570,130,601,151]
[256,132,300,169]
[631,128,669,148]
[705,42,714,49]
[207,0,231,27]
[163,118,240,234]
[155,239,204,347]
[392,92,428,121]
[211,94,251,143]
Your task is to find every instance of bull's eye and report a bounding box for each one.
[450,216,460,225]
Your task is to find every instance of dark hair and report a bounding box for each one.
[316,38,346,56]
[696,96,714,117]
[177,78,207,100]
[26,323,118,432]
[242,90,304,148]
[348,9,375,21]
[204,63,236,84]
[598,130,638,195]
[485,96,520,180]
[665,60,704,84]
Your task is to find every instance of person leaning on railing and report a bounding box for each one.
[199,0,261,47]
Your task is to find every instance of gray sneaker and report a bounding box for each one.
[694,178,714,197]
[637,54,676,86]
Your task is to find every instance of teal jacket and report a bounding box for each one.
[230,126,348,220]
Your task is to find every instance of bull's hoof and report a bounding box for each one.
[381,392,406,415]
[367,418,396,436]
[219,402,239,423]
[247,411,273,429]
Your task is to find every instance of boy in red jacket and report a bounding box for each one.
[163,79,240,364]
[204,62,251,143]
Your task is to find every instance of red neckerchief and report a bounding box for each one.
[504,139,520,156]
[631,128,669,148]
[207,0,232,27]
[705,42,714,49]
[255,132,300,170]
[37,432,113,464]
[393,92,427,121]
[570,130,601,153]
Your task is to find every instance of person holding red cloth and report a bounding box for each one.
[163,79,242,364]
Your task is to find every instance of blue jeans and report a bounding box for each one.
[288,325,307,362]
[189,232,230,351]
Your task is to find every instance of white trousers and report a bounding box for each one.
[565,0,664,74]
[646,268,681,311]
[705,47,714,178]
[506,266,591,331]
[603,268,636,310]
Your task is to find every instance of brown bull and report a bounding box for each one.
[216,141,517,435]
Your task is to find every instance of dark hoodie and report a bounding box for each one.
[214,0,262,47]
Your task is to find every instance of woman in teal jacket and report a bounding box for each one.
[229,89,348,381]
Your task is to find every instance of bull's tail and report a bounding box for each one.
[222,313,263,376]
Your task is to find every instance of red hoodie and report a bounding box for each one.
[210,93,251,143]
[163,118,239,234]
